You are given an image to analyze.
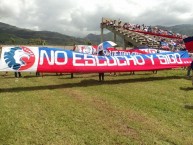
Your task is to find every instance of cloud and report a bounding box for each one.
[0,0,193,37]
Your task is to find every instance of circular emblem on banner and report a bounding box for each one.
[4,46,35,70]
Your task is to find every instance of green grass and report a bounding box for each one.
[0,69,193,145]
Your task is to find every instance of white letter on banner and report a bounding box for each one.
[175,53,183,64]
[106,56,117,66]
[166,54,176,64]
[95,56,107,66]
[114,51,118,56]
[134,55,145,65]
[166,53,182,64]
[114,56,127,66]
[54,51,68,65]
[125,52,130,55]
[125,55,136,65]
[110,52,114,56]
[119,51,124,55]
[84,54,96,66]
[39,50,54,65]
[157,54,168,64]
[145,55,155,65]
[73,52,84,66]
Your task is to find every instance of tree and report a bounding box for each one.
[10,37,16,44]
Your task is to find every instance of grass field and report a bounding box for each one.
[0,69,193,145]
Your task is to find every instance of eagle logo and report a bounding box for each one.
[4,46,35,70]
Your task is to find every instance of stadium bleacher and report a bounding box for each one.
[100,17,186,50]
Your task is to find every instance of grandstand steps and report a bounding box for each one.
[101,22,160,48]
[102,25,141,47]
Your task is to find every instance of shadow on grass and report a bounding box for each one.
[0,75,184,93]
[184,104,193,110]
[180,87,193,91]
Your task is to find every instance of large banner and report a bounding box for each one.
[0,46,191,73]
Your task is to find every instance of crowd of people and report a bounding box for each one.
[102,19,187,39]
[101,19,187,51]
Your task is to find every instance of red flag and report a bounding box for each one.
[183,36,193,52]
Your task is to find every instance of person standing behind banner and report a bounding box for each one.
[187,65,191,78]
[70,45,76,79]
[187,54,192,78]
[14,72,22,78]
[2,71,8,77]
[36,72,41,77]
[153,49,160,74]
[98,50,105,81]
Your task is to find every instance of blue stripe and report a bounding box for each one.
[39,47,73,58]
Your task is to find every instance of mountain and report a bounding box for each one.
[0,22,89,45]
[1,22,193,46]
[85,32,124,46]
[156,24,193,36]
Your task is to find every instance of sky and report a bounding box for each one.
[0,0,193,38]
